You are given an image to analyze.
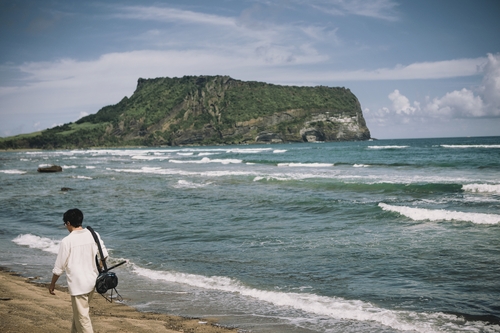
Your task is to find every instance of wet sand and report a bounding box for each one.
[0,268,239,333]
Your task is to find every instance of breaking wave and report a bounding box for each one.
[379,203,500,224]
[12,234,60,254]
[462,183,500,194]
[131,264,496,333]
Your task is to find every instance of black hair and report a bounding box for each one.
[63,208,84,227]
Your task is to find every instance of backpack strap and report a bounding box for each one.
[87,226,108,273]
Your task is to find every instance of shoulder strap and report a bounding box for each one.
[87,226,108,273]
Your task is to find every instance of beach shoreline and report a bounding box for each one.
[0,267,240,333]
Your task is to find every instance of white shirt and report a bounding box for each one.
[53,228,108,296]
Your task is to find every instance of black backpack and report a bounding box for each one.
[87,226,126,301]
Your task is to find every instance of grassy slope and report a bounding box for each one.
[1,76,364,149]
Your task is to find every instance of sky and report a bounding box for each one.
[1,0,499,140]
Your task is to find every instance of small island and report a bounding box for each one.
[1,76,371,149]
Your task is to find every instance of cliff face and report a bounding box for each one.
[0,76,371,149]
[88,75,370,146]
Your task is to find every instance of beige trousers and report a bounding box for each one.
[70,291,94,333]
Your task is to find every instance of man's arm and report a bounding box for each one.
[49,274,60,295]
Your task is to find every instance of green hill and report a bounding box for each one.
[0,75,371,149]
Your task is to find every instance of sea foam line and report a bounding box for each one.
[368,145,408,149]
[277,163,334,167]
[0,169,27,174]
[132,155,172,160]
[379,203,500,224]
[173,180,213,189]
[462,183,500,194]
[131,265,485,333]
[226,148,273,154]
[169,157,242,164]
[107,167,257,178]
[441,144,500,149]
[12,234,60,254]
[72,175,93,180]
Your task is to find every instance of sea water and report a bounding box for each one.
[1,136,499,333]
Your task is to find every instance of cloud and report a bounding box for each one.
[388,90,419,115]
[480,53,500,112]
[308,0,400,21]
[319,57,484,81]
[370,53,500,124]
[110,4,330,67]
[424,89,486,118]
[114,6,235,27]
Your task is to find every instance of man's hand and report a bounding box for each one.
[49,274,59,295]
[49,285,56,295]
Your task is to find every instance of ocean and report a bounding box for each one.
[1,136,499,333]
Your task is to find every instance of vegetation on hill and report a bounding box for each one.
[0,76,370,149]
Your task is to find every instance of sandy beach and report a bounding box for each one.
[0,268,239,333]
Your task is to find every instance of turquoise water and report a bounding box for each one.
[1,136,499,332]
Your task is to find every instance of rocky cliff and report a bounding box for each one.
[1,76,371,149]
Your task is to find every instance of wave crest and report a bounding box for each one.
[379,203,500,224]
[463,184,500,194]
[131,264,493,332]
[12,234,60,254]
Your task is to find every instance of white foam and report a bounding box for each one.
[368,145,408,149]
[198,152,219,156]
[72,175,93,180]
[226,148,273,154]
[273,150,287,153]
[379,203,500,224]
[277,163,334,168]
[441,144,500,148]
[462,183,500,194]
[177,152,194,156]
[12,234,60,254]
[107,167,256,178]
[131,265,484,333]
[353,164,370,168]
[132,155,171,160]
[173,180,213,189]
[169,157,242,165]
[61,165,78,169]
[0,169,27,174]
[253,176,293,182]
[85,166,96,169]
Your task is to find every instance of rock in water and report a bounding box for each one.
[37,165,62,173]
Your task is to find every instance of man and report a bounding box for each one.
[49,208,108,333]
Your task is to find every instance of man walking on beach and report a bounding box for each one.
[49,208,108,333]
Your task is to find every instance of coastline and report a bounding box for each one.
[0,268,239,333]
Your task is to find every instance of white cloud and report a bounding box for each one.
[307,0,400,21]
[114,6,235,27]
[329,58,484,81]
[370,53,500,125]
[110,4,330,67]
[424,89,485,118]
[479,53,500,113]
[388,90,418,115]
